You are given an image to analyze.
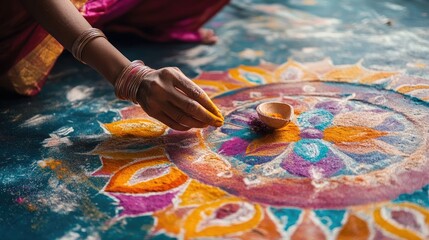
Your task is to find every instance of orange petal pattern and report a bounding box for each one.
[274,59,319,81]
[337,214,370,240]
[374,203,429,240]
[246,123,300,156]
[229,65,274,84]
[324,126,387,143]
[183,198,263,239]
[291,211,326,240]
[103,119,166,138]
[105,158,188,194]
[178,180,227,207]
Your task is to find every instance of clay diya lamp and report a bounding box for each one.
[256,102,293,129]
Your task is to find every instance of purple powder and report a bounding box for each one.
[247,117,274,135]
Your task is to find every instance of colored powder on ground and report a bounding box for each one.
[248,117,274,135]
[215,203,241,219]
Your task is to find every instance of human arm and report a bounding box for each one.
[19,0,223,130]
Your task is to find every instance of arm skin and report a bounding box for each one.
[19,0,224,130]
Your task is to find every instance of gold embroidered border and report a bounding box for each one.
[4,35,64,95]
[1,0,88,95]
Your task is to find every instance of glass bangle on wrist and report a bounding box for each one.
[114,60,154,103]
[71,28,107,64]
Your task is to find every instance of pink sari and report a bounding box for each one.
[0,0,229,96]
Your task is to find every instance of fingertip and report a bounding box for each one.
[213,119,224,127]
[205,99,223,119]
[216,109,224,120]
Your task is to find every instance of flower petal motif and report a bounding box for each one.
[103,119,166,137]
[324,126,387,143]
[334,139,407,156]
[92,146,165,161]
[269,207,302,231]
[92,146,165,176]
[302,58,335,76]
[239,208,282,239]
[283,97,311,115]
[105,158,188,194]
[246,141,290,157]
[246,123,300,156]
[360,72,397,84]
[332,111,392,128]
[397,84,429,94]
[194,79,244,96]
[373,203,429,240]
[293,139,329,162]
[323,64,366,82]
[388,75,429,102]
[194,71,251,96]
[281,141,344,177]
[112,191,179,217]
[178,180,228,207]
[92,157,134,176]
[321,62,398,85]
[291,211,327,240]
[229,66,274,85]
[274,59,319,81]
[152,206,188,236]
[315,100,352,115]
[220,137,250,156]
[297,109,334,130]
[337,214,370,240]
[183,198,263,238]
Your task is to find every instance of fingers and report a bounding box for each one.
[153,112,191,131]
[162,102,209,129]
[171,70,224,121]
[168,90,223,127]
[137,81,209,130]
[136,67,224,130]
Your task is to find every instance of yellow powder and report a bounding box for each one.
[324,126,387,143]
[105,158,188,194]
[104,119,166,138]
[268,112,284,119]
[179,180,227,207]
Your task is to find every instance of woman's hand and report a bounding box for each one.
[136,67,224,131]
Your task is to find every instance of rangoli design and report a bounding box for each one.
[85,59,429,239]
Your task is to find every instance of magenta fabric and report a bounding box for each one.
[83,0,230,42]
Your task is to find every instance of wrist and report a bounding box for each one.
[80,37,131,85]
[114,61,154,103]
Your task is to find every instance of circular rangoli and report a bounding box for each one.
[166,81,428,208]
[87,60,429,239]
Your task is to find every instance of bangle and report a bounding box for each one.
[71,28,107,64]
[115,60,154,103]
[115,60,143,101]
[129,66,154,103]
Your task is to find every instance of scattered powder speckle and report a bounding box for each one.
[67,85,94,102]
[53,127,74,136]
[34,177,79,214]
[42,134,73,147]
[238,49,265,60]
[20,114,53,127]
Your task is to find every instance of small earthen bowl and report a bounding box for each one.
[256,102,293,129]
